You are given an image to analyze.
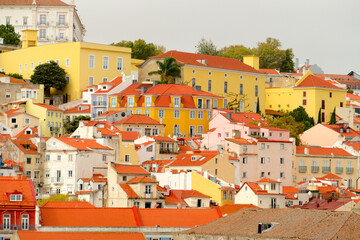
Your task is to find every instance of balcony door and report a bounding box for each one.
[271,198,277,208]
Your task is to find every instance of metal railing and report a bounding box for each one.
[322,166,331,173]
[336,167,344,174]
[92,101,106,107]
[160,149,175,154]
[299,166,307,173]
[311,166,319,173]
[0,224,36,230]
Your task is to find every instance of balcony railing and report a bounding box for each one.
[299,166,307,173]
[322,166,331,173]
[0,224,36,230]
[336,167,344,174]
[92,101,106,107]
[145,193,152,198]
[269,204,279,209]
[346,167,354,174]
[311,166,319,173]
[160,149,175,154]
[51,177,64,184]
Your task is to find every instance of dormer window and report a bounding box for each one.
[25,130,32,135]
[191,156,196,161]
[346,128,350,133]
[10,194,22,201]
[340,127,344,133]
[102,86,107,90]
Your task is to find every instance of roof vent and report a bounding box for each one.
[258,222,275,234]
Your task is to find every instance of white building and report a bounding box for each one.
[44,137,114,197]
[0,0,85,45]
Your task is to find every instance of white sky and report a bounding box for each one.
[71,0,360,74]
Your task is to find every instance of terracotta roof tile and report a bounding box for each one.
[294,74,343,90]
[114,114,162,125]
[219,204,259,215]
[226,138,257,145]
[40,201,96,208]
[323,124,360,137]
[63,104,91,114]
[219,110,267,125]
[0,176,37,207]
[259,69,279,74]
[296,146,352,156]
[150,50,261,74]
[10,139,39,154]
[120,184,139,198]
[55,137,112,150]
[93,76,123,94]
[0,73,28,84]
[0,0,68,5]
[112,163,149,175]
[169,150,219,166]
[33,103,63,111]
[14,127,38,139]
[256,178,280,183]
[127,176,158,184]
[17,231,145,240]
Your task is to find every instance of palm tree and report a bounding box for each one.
[148,57,181,84]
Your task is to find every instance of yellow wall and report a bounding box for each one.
[131,59,145,72]
[0,42,132,101]
[266,87,346,123]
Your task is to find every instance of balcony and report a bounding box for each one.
[0,224,36,230]
[322,166,331,173]
[159,149,175,154]
[336,167,344,174]
[269,204,279,208]
[145,193,152,198]
[346,167,354,174]
[299,166,307,173]
[51,177,63,184]
[311,166,319,173]
[92,101,106,107]
[38,21,49,26]
[50,127,60,132]
[56,22,68,27]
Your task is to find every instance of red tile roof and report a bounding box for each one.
[127,176,158,184]
[219,110,268,125]
[0,176,37,208]
[40,207,222,228]
[0,73,28,84]
[257,139,292,143]
[323,124,360,137]
[5,108,22,117]
[112,163,149,175]
[296,146,352,156]
[240,182,285,195]
[294,74,343,90]
[11,139,40,154]
[344,141,360,151]
[219,204,259,215]
[63,104,91,114]
[319,173,343,180]
[150,50,261,73]
[14,127,38,139]
[346,93,360,100]
[94,76,123,94]
[257,178,280,183]
[114,114,163,125]
[0,0,68,5]
[119,131,141,141]
[17,231,145,240]
[316,74,359,85]
[171,189,211,199]
[225,138,257,145]
[169,150,219,166]
[120,184,139,198]
[97,110,121,117]
[259,69,279,75]
[40,201,96,208]
[150,136,175,142]
[55,137,112,150]
[33,103,63,111]
[301,198,352,210]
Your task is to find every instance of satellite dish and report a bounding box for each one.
[232,132,236,137]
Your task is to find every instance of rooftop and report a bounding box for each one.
[114,114,163,125]
[296,146,352,156]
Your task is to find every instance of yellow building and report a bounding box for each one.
[265,72,346,123]
[108,83,224,137]
[0,38,132,101]
[138,51,266,113]
[25,99,64,137]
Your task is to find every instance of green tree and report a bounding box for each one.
[7,73,23,79]
[111,39,165,60]
[280,49,295,72]
[267,115,305,145]
[330,107,336,124]
[148,57,181,84]
[317,108,322,124]
[226,92,250,111]
[256,97,261,115]
[289,106,314,131]
[253,37,285,69]
[0,24,21,45]
[30,61,67,96]
[65,116,91,134]
[219,45,253,61]
[37,194,79,206]
[195,37,219,56]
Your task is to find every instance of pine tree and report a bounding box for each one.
[317,108,322,124]
[330,107,336,124]
[256,97,261,114]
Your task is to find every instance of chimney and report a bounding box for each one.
[302,67,306,75]
[21,30,38,48]
[243,56,259,70]
[306,59,310,66]
[304,147,309,155]
[295,58,299,70]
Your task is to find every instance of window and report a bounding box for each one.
[173,124,180,135]
[240,83,244,95]
[174,110,180,118]
[24,63,27,71]
[36,158,40,164]
[243,145,248,152]
[173,97,180,107]
[198,126,203,133]
[321,112,325,122]
[59,14,65,25]
[213,99,217,108]
[229,191,233,200]
[223,191,227,200]
[271,183,276,190]
[260,157,265,164]
[208,71,212,76]
[46,155,50,161]
[88,76,94,86]
[39,29,46,39]
[66,58,70,67]
[134,202,140,208]
[111,98,116,107]
[206,99,211,109]
[340,102,343,107]
[208,80,212,92]
[102,154,107,162]
[280,144,284,150]
[103,77,108,82]
[242,157,247,164]
[260,172,265,178]
[26,158,31,164]
[125,155,130,162]
[303,99,307,106]
[152,128,158,135]
[145,185,152,194]
[224,81,228,94]
[103,56,109,70]
[192,78,196,87]
[255,85,258,97]
[280,172,285,178]
[321,100,325,110]
[240,75,243,80]
[280,158,284,164]
[6,16,10,24]
[224,99,228,109]
[117,57,123,71]
[57,155,61,161]
[136,110,141,114]
[145,97,151,106]
[207,111,212,120]
[145,110,150,116]
[329,92,332,98]
[128,97,134,107]
[68,170,73,177]
[3,214,10,230]
[11,118,16,124]
[261,143,265,149]
[303,91,306,97]
[190,111,195,119]
[239,100,244,111]
[19,64,22,72]
[197,99,203,108]
[20,214,29,230]
[40,14,46,24]
[88,55,95,69]
[198,111,203,119]
[242,172,247,178]
[158,110,164,118]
